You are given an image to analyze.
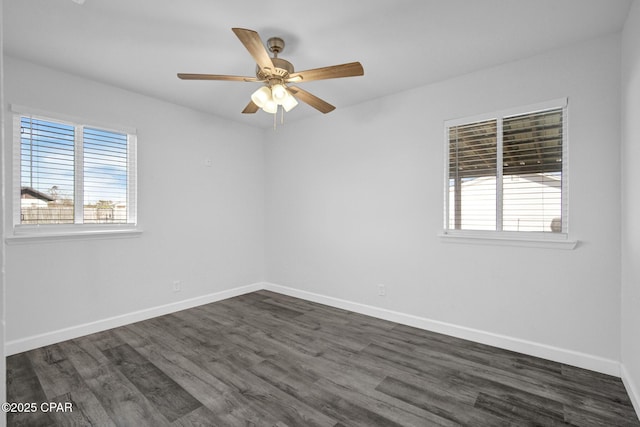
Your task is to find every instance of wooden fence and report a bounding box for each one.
[20,206,127,224]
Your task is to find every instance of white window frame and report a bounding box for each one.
[440,98,577,249]
[8,105,140,242]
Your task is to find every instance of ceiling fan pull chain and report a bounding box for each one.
[273,109,277,131]
[281,106,285,126]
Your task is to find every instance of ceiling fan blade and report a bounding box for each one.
[242,100,259,114]
[178,73,259,82]
[231,28,275,73]
[288,86,335,114]
[287,61,364,83]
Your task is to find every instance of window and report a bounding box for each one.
[13,108,137,233]
[444,99,567,237]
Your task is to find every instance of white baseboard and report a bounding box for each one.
[262,282,621,377]
[5,282,263,356]
[621,364,640,420]
[6,280,622,379]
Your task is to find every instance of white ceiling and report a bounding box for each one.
[3,0,633,129]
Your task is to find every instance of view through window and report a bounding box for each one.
[446,105,565,234]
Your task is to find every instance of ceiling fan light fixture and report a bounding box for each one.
[281,90,299,112]
[251,86,271,108]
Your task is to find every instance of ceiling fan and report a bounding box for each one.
[178,28,364,116]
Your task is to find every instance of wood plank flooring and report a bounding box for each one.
[6,290,640,426]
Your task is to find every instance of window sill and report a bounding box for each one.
[438,231,578,250]
[5,225,142,244]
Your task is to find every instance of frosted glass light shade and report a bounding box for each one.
[281,91,299,112]
[271,84,287,103]
[262,98,278,114]
[251,86,271,108]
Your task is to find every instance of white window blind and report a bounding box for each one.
[446,101,566,235]
[14,110,137,230]
[83,127,130,224]
[19,117,76,224]
[502,110,563,232]
[448,119,497,230]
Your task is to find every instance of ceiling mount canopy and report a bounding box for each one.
[267,36,285,56]
[177,28,364,122]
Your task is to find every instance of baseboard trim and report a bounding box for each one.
[262,282,621,377]
[5,282,263,356]
[5,281,622,378]
[621,364,640,420]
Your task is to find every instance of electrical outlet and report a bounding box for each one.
[173,280,182,292]
[378,284,386,296]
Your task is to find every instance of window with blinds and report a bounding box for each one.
[15,111,137,228]
[445,101,566,235]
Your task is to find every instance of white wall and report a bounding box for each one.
[622,0,640,414]
[2,57,265,347]
[265,35,622,370]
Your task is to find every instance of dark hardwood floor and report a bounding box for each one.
[6,290,640,426]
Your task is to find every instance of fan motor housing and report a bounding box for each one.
[272,57,294,74]
[256,57,294,79]
[255,36,294,80]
